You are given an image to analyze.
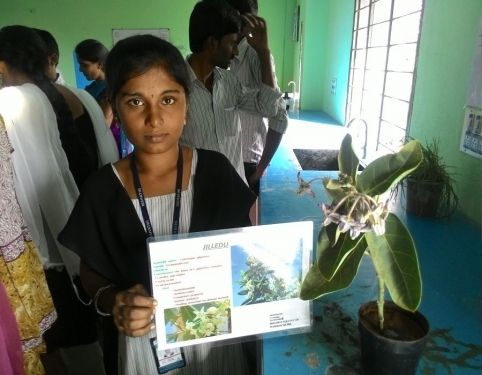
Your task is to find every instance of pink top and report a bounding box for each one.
[0,281,24,375]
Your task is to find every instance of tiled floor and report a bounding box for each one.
[260,112,482,374]
[284,111,345,151]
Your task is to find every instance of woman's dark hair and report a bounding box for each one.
[0,25,49,84]
[105,35,190,107]
[0,25,94,187]
[34,28,59,57]
[189,0,241,53]
[75,39,109,67]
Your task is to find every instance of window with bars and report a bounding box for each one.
[346,0,424,160]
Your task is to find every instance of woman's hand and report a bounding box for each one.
[113,284,157,337]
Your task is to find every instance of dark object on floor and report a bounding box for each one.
[293,149,339,171]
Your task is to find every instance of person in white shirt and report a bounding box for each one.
[227,0,288,195]
[181,0,284,183]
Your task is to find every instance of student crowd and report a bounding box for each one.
[0,1,288,374]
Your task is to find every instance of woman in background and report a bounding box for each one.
[75,38,133,157]
[36,29,118,169]
[0,113,55,375]
[59,34,255,374]
[0,24,81,276]
[0,26,98,188]
[75,39,109,108]
[0,25,105,373]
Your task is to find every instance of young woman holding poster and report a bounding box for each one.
[59,34,255,374]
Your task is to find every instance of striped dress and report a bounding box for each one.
[113,150,250,375]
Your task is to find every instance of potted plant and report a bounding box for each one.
[404,139,458,218]
[298,134,429,375]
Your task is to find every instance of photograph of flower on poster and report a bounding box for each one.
[164,298,231,343]
[231,238,303,306]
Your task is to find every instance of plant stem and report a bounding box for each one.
[309,178,323,184]
[347,195,362,217]
[331,194,351,213]
[377,275,385,332]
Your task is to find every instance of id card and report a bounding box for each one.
[150,337,186,374]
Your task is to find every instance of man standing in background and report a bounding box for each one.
[181,0,284,184]
[227,0,288,195]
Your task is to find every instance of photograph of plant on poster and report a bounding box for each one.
[164,298,231,343]
[231,240,303,306]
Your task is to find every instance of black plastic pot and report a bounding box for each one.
[358,301,429,375]
[405,179,443,217]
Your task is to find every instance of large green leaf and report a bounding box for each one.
[338,134,360,183]
[299,263,328,300]
[356,140,423,196]
[365,213,422,311]
[317,226,364,281]
[300,238,366,300]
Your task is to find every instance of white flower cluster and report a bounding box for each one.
[183,303,229,339]
[321,193,389,239]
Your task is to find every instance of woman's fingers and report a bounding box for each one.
[118,307,154,332]
[117,302,154,320]
[114,316,154,337]
[126,318,155,337]
[112,284,158,337]
[128,283,149,296]
[115,284,157,308]
[117,291,156,308]
[114,304,155,336]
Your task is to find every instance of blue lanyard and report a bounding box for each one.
[130,147,183,237]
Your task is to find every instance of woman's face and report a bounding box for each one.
[115,65,187,155]
[78,58,102,81]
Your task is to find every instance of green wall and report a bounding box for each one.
[410,0,482,225]
[317,0,354,124]
[298,0,327,111]
[259,0,297,92]
[2,0,480,224]
[297,0,354,123]
[0,0,291,89]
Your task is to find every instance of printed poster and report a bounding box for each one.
[148,221,313,350]
[112,28,170,45]
[461,15,482,158]
[460,106,482,159]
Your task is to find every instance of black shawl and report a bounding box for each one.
[58,149,255,291]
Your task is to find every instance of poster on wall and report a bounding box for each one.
[461,16,482,158]
[460,106,482,159]
[147,221,313,350]
[112,28,170,45]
